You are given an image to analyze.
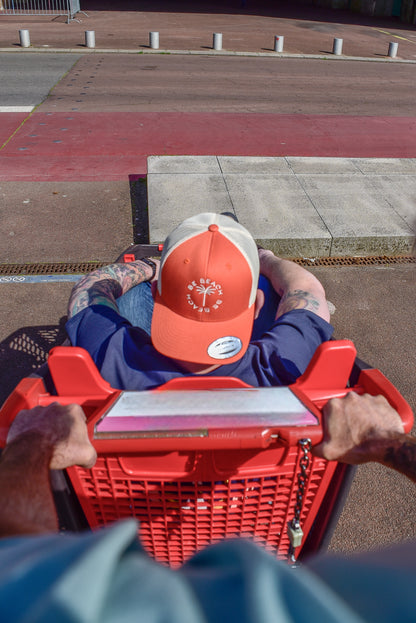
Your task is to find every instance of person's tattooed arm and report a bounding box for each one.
[258,249,330,322]
[278,289,322,317]
[382,437,416,484]
[68,260,158,318]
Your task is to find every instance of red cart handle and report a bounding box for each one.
[0,341,413,451]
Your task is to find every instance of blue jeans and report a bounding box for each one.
[117,281,154,336]
[117,275,280,340]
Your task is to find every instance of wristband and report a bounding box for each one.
[140,257,157,281]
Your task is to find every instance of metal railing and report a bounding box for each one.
[0,0,81,22]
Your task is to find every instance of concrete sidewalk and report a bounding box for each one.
[148,156,416,257]
[0,0,416,61]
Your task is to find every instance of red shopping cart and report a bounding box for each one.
[0,339,412,567]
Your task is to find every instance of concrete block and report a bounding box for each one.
[353,158,416,175]
[224,174,332,257]
[369,175,416,234]
[148,155,221,174]
[331,235,414,256]
[287,157,362,175]
[145,156,416,258]
[218,156,292,175]
[148,173,233,242]
[299,174,414,256]
[255,237,332,259]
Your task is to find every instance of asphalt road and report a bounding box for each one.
[0,53,80,109]
[2,53,415,115]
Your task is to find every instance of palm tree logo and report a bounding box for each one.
[195,284,217,307]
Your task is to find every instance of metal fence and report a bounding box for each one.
[0,0,81,21]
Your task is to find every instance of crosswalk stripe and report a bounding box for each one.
[0,106,34,113]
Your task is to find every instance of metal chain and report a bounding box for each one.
[294,438,311,524]
[288,438,312,564]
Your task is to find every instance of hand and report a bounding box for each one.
[150,258,160,283]
[258,248,278,280]
[7,403,97,470]
[258,247,275,264]
[313,392,405,464]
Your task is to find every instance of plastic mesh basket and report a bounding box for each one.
[70,447,334,566]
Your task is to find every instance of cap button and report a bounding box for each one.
[208,224,219,232]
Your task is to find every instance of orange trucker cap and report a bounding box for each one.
[151,212,260,365]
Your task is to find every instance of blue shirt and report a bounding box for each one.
[0,520,414,623]
[66,306,333,390]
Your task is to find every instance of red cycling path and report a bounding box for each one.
[2,111,416,181]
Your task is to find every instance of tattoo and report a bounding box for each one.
[384,440,416,483]
[68,262,149,318]
[278,289,321,316]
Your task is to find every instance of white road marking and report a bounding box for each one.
[0,106,34,113]
[0,275,82,283]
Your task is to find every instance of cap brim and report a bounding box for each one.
[151,291,255,365]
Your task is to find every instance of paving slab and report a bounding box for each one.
[223,173,332,257]
[147,155,416,256]
[287,156,362,175]
[298,173,413,255]
[148,173,234,241]
[369,175,416,231]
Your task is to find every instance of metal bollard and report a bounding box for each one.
[388,42,398,58]
[149,32,159,50]
[19,29,30,48]
[332,38,343,55]
[213,33,222,51]
[85,31,95,48]
[274,35,284,53]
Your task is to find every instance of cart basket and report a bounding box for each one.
[0,339,412,567]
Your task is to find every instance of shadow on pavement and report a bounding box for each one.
[0,318,67,406]
[130,175,150,245]
[80,0,413,30]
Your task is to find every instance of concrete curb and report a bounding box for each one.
[0,46,415,63]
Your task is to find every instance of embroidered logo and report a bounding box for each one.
[187,278,223,313]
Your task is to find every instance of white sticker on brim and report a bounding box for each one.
[207,336,242,360]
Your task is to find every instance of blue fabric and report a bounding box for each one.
[0,519,415,623]
[117,281,154,336]
[66,301,333,390]
[116,275,280,340]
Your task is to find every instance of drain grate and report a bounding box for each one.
[0,262,108,276]
[291,255,416,267]
[0,256,414,277]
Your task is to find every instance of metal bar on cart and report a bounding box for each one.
[94,386,319,439]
